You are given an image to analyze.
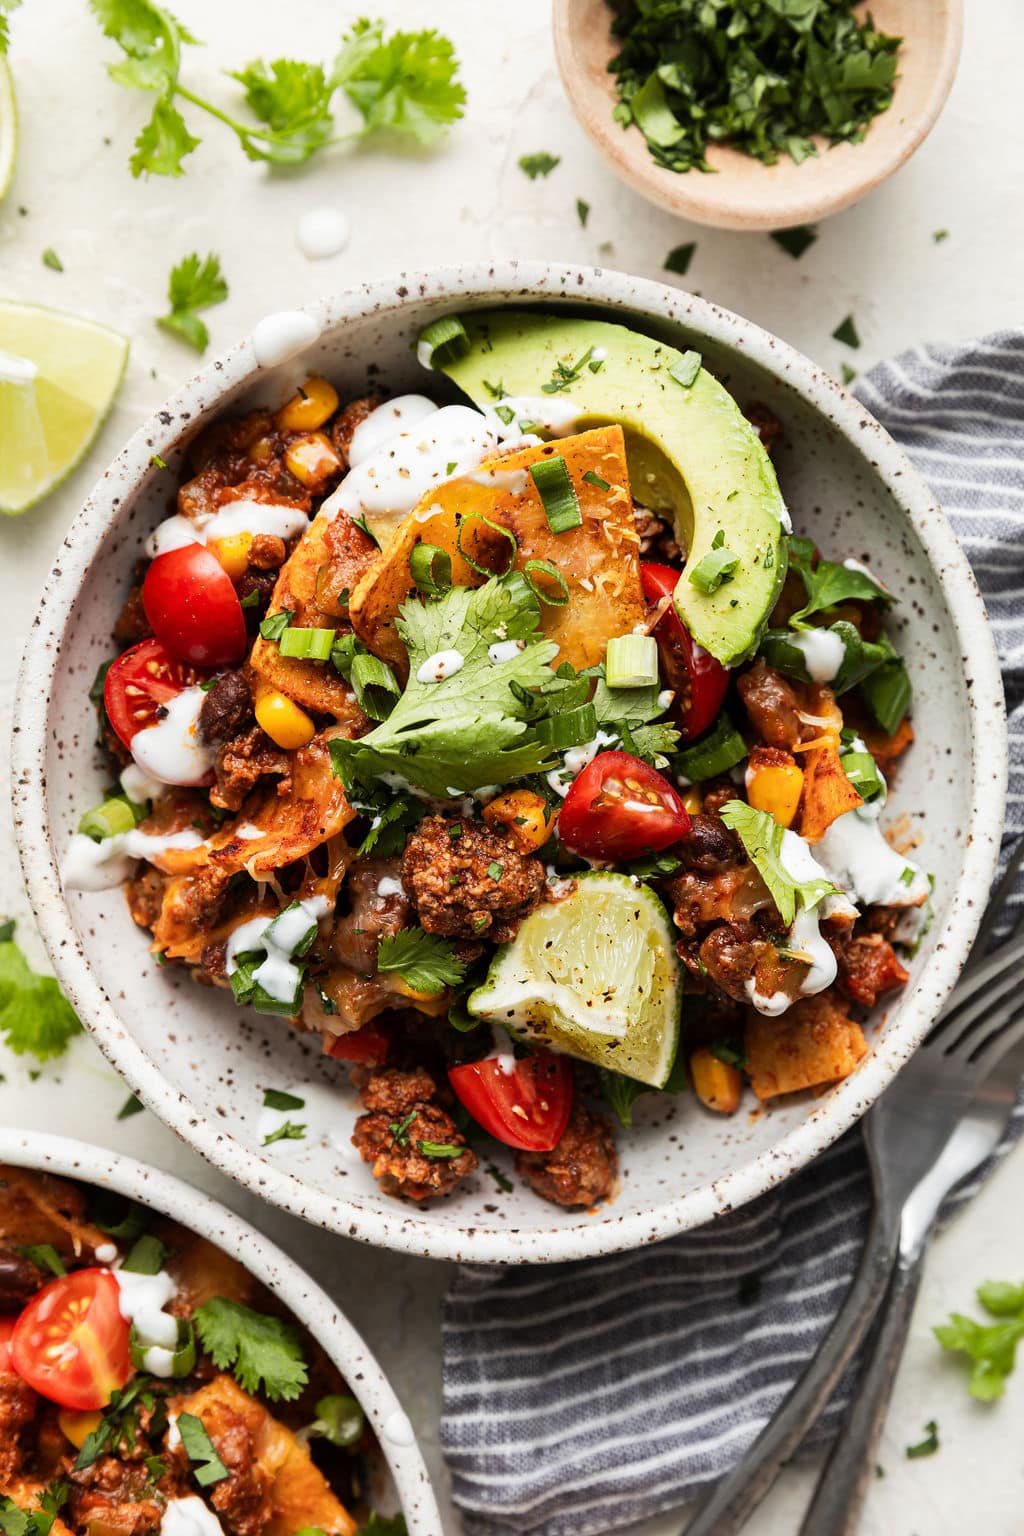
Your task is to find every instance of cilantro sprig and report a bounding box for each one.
[157,253,228,353]
[89,5,465,178]
[0,920,81,1062]
[193,1297,308,1402]
[719,802,836,927]
[0,0,20,56]
[377,928,465,996]
[935,1280,1024,1401]
[0,1485,68,1536]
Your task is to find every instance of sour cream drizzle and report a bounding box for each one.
[131,686,215,787]
[816,801,930,908]
[63,828,205,892]
[225,897,331,1006]
[791,627,846,684]
[161,1499,225,1536]
[145,501,311,560]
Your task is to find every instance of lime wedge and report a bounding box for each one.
[0,57,15,202]
[0,301,129,514]
[468,872,682,1087]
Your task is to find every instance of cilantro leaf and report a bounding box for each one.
[193,1298,308,1402]
[0,0,21,57]
[331,18,465,146]
[176,1413,229,1487]
[330,574,561,796]
[718,801,836,927]
[934,1280,1024,1401]
[518,152,560,180]
[663,242,695,276]
[770,226,817,259]
[228,58,335,164]
[598,1068,653,1128]
[786,538,892,627]
[130,96,200,178]
[157,252,228,352]
[905,1419,940,1459]
[376,929,465,996]
[0,923,81,1061]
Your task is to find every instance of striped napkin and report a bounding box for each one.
[441,332,1024,1536]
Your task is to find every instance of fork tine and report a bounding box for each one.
[925,930,1024,1048]
[967,835,1024,964]
[963,996,1024,1079]
[931,950,1024,1059]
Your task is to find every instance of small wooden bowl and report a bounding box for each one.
[553,0,963,230]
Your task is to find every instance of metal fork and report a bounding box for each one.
[685,838,1024,1536]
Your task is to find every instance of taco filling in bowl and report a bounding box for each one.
[63,311,929,1210]
[0,1165,394,1534]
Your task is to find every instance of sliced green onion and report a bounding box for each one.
[409,542,452,596]
[605,634,659,688]
[669,350,702,388]
[278,626,336,661]
[130,1318,196,1377]
[673,713,748,782]
[840,750,884,801]
[351,652,400,721]
[535,702,597,749]
[456,511,517,578]
[307,1394,365,1449]
[523,559,569,606]
[529,456,582,533]
[79,795,143,842]
[417,314,470,369]
[689,546,740,595]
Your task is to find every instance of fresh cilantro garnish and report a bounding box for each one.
[259,608,296,642]
[177,1413,229,1487]
[193,1297,308,1402]
[0,1484,68,1536]
[518,151,560,179]
[157,252,228,353]
[785,537,891,627]
[351,789,425,859]
[75,1377,169,1470]
[934,1281,1024,1401]
[933,228,950,244]
[841,363,857,385]
[832,314,861,349]
[116,1089,143,1119]
[263,1087,305,1111]
[329,573,561,797]
[305,1394,365,1449]
[42,249,63,272]
[89,6,463,176]
[576,197,590,227]
[541,347,596,394]
[0,0,21,57]
[122,1233,167,1275]
[418,1140,466,1159]
[664,242,695,276]
[376,929,465,996]
[719,801,836,927]
[0,921,81,1061]
[770,226,817,260]
[905,1420,940,1459]
[389,1110,416,1147]
[262,1120,305,1146]
[609,0,898,173]
[16,1243,66,1278]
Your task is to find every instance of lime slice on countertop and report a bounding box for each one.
[0,57,15,202]
[468,871,682,1087]
[0,300,129,515]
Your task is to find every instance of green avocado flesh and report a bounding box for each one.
[438,310,788,665]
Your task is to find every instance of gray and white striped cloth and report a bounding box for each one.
[441,332,1024,1536]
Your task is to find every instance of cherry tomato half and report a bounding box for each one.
[449,1049,573,1153]
[559,750,691,861]
[641,562,730,740]
[323,1023,391,1066]
[103,638,209,751]
[142,545,247,667]
[10,1268,132,1410]
[0,1315,15,1372]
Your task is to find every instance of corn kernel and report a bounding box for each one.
[247,435,275,464]
[275,375,340,433]
[690,1049,742,1114]
[59,1409,103,1450]
[681,787,703,817]
[207,532,252,581]
[747,762,804,828]
[254,689,316,750]
[284,432,343,489]
[483,789,555,852]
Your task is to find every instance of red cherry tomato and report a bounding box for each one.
[0,1315,15,1372]
[142,545,247,667]
[559,750,691,861]
[10,1269,132,1410]
[449,1049,573,1153]
[323,1023,391,1066]
[103,638,209,751]
[641,562,730,740]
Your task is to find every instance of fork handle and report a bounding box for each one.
[684,1207,900,1536]
[797,1253,924,1536]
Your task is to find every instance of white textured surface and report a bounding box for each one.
[1,1,1023,1531]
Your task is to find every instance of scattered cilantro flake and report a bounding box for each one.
[576,197,590,227]
[150,453,167,469]
[0,921,81,1061]
[262,1120,306,1146]
[263,1087,305,1111]
[841,363,857,386]
[485,1162,513,1193]
[933,229,950,244]
[669,350,701,388]
[770,226,817,259]
[389,1110,416,1146]
[518,151,560,180]
[663,242,695,276]
[832,314,861,349]
[177,1413,229,1487]
[905,1419,939,1459]
[542,347,596,394]
[259,608,296,642]
[487,861,503,881]
[157,252,228,353]
[193,1297,308,1402]
[376,928,465,996]
[41,249,63,272]
[117,1093,145,1120]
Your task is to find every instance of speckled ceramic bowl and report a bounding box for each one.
[0,1129,441,1534]
[12,262,1006,1264]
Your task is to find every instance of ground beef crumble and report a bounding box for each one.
[351,1066,477,1200]
[401,815,545,943]
[514,1102,618,1208]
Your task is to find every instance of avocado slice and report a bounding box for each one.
[435,311,788,665]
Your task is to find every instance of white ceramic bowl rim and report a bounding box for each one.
[13,261,1007,1264]
[0,1128,441,1536]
